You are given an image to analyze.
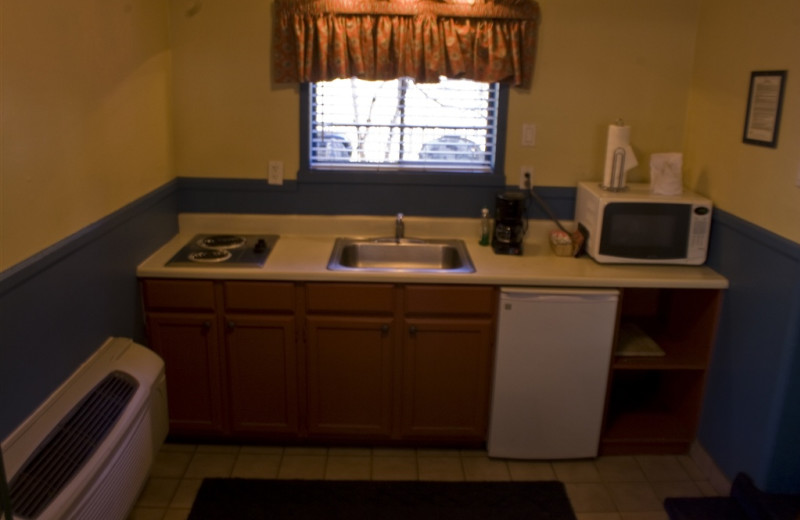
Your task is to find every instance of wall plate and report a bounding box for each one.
[519,166,533,190]
[268,161,284,185]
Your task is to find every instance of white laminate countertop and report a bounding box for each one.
[136,214,729,289]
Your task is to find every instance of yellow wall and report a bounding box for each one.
[0,0,173,271]
[508,0,699,186]
[685,0,800,243]
[171,0,297,178]
[3,0,798,272]
[171,0,700,187]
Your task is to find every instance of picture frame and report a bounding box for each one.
[742,70,787,148]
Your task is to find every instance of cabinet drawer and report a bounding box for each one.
[404,285,496,315]
[225,281,295,312]
[141,279,216,311]
[305,283,395,313]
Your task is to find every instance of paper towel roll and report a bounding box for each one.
[602,123,638,191]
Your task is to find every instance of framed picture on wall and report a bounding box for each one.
[742,70,787,148]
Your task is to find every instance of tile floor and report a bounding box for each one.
[129,443,720,520]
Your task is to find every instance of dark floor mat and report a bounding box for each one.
[664,473,800,520]
[188,479,578,520]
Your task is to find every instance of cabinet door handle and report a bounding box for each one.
[227,320,236,331]
[202,320,212,333]
[381,324,390,334]
[408,325,417,336]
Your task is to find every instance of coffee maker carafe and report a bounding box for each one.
[492,192,526,255]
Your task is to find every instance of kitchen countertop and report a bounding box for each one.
[136,213,729,289]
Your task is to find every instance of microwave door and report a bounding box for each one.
[600,203,691,260]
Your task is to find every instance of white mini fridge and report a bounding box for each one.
[488,287,619,459]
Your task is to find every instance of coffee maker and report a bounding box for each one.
[492,192,527,255]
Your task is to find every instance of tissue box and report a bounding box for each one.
[549,230,573,256]
[650,153,683,195]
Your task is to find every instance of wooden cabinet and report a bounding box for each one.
[141,276,719,454]
[401,285,495,442]
[224,315,298,436]
[303,283,496,444]
[304,284,396,439]
[142,280,225,436]
[305,315,395,438]
[600,288,723,454]
[141,279,298,439]
[143,279,495,444]
[146,315,225,435]
[223,282,298,438]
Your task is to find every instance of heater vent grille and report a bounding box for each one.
[8,371,138,519]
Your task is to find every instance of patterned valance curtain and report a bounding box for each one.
[273,0,540,87]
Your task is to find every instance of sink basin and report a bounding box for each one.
[327,237,475,273]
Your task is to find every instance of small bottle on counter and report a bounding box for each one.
[479,207,491,246]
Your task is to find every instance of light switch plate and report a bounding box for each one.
[268,161,284,185]
[522,123,536,147]
[796,162,800,188]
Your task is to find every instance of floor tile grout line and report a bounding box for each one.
[138,445,711,518]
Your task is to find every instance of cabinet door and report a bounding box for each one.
[146,313,225,436]
[401,318,494,441]
[305,315,394,438]
[224,314,299,436]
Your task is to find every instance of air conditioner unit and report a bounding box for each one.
[2,337,168,520]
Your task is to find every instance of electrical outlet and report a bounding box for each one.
[519,166,533,190]
[268,160,284,185]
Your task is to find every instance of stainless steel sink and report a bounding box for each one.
[327,237,475,273]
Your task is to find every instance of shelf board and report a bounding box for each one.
[603,409,696,444]
[612,329,712,370]
[599,438,692,455]
[612,356,708,370]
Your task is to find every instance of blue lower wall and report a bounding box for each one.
[0,181,178,440]
[176,177,578,221]
[1,178,798,494]
[701,211,800,494]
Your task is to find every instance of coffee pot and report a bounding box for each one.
[492,192,526,255]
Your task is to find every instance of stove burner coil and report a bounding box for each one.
[166,233,278,267]
[188,249,232,263]
[197,235,246,250]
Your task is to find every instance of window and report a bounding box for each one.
[302,77,507,183]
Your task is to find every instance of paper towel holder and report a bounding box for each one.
[601,147,629,192]
[601,118,631,192]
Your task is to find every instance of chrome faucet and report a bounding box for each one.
[395,213,404,241]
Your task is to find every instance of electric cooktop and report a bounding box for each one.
[165,234,279,267]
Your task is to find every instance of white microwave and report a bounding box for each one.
[575,182,712,265]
